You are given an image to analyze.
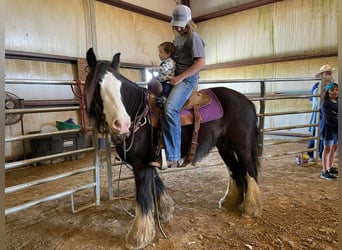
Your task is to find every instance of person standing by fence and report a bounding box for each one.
[319,82,338,180]
[308,64,335,159]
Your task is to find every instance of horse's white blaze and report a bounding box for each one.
[100,72,131,134]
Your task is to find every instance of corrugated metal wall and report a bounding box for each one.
[5,0,87,56]
[94,2,174,64]
[199,0,337,73]
[5,0,337,79]
[5,0,175,61]
[198,0,338,94]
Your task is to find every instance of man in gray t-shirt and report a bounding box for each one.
[150,5,206,169]
[173,32,205,76]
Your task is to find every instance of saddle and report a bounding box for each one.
[148,88,222,166]
[148,89,211,127]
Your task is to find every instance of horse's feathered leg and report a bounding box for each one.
[125,168,174,249]
[225,176,244,211]
[219,152,261,217]
[157,192,174,222]
[217,140,261,217]
[125,204,155,250]
[217,150,244,211]
[241,173,262,217]
[125,167,155,250]
[242,126,262,217]
[154,173,174,222]
[232,142,262,217]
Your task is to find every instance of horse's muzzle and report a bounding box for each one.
[110,117,131,135]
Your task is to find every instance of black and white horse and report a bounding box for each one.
[84,48,262,249]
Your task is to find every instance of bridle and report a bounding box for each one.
[111,90,150,160]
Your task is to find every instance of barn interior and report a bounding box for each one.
[4,0,338,161]
[1,0,340,249]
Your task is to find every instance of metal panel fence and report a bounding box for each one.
[5,79,101,216]
[5,77,322,213]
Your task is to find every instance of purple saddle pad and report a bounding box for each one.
[180,89,223,123]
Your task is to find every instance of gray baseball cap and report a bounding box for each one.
[170,5,191,27]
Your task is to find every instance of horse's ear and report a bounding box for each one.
[111,53,121,72]
[86,48,97,67]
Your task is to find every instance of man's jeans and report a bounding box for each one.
[162,75,198,161]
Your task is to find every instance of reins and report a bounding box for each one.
[122,104,149,157]
[116,90,149,160]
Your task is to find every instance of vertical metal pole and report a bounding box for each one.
[314,81,323,165]
[84,0,100,205]
[93,129,101,205]
[20,115,27,160]
[105,133,114,200]
[258,81,266,157]
[0,0,6,245]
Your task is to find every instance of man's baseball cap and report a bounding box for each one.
[170,5,192,27]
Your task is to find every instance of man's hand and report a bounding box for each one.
[170,75,184,85]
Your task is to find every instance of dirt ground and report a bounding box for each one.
[5,141,338,249]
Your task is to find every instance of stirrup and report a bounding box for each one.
[149,149,168,170]
[149,159,183,170]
